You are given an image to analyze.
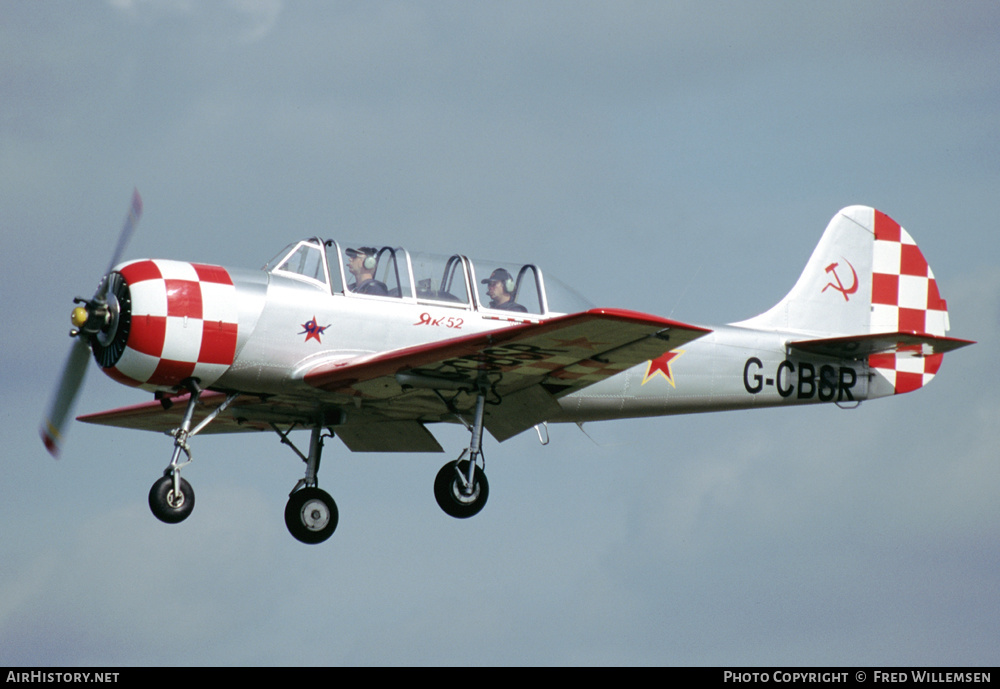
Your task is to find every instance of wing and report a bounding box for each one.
[303,308,710,440]
[79,308,710,448]
[79,391,305,434]
[78,390,446,451]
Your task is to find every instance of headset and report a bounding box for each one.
[484,269,515,294]
[349,247,377,271]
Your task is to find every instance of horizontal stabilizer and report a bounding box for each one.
[789,332,975,360]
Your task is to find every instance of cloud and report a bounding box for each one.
[105,0,282,43]
[227,0,283,43]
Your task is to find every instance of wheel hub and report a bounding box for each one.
[301,499,331,531]
[452,480,480,504]
[166,488,185,509]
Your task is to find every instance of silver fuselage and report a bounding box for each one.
[210,267,873,425]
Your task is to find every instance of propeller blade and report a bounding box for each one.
[40,338,92,457]
[41,189,144,457]
[97,188,143,299]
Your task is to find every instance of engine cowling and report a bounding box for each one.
[97,259,239,391]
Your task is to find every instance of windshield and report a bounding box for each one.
[410,252,470,306]
[267,239,329,288]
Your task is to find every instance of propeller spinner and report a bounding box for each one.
[41,190,143,457]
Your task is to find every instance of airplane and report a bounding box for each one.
[41,191,974,544]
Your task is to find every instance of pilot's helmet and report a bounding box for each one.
[482,268,515,293]
[346,247,378,270]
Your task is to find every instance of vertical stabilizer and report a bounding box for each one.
[734,206,876,335]
[734,206,957,395]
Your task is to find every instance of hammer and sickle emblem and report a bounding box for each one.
[822,260,858,301]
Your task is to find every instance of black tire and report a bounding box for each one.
[434,460,489,519]
[285,487,338,544]
[148,474,195,524]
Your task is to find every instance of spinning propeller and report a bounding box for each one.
[41,190,143,457]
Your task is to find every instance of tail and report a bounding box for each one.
[735,206,973,395]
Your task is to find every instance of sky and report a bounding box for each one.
[2,0,998,667]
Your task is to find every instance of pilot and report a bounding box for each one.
[482,268,527,312]
[345,247,389,296]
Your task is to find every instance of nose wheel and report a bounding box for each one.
[149,473,195,524]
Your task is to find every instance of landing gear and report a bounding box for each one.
[278,424,339,544]
[284,487,338,544]
[140,374,501,541]
[149,473,195,523]
[435,387,490,519]
[434,459,489,518]
[145,381,237,526]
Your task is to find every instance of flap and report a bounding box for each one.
[483,384,563,442]
[336,420,444,452]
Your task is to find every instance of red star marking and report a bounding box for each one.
[642,350,683,387]
[300,316,329,343]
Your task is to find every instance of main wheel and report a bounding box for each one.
[434,460,489,519]
[285,487,338,544]
[148,474,195,524]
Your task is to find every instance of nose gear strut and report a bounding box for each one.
[147,380,239,524]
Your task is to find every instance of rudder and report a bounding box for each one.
[868,209,951,395]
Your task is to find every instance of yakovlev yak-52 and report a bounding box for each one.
[41,192,974,543]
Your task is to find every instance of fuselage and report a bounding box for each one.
[97,236,882,431]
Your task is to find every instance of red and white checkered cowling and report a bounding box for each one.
[868,211,948,394]
[103,259,239,391]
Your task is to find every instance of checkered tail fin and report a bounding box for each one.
[865,208,953,396]
[734,206,966,396]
